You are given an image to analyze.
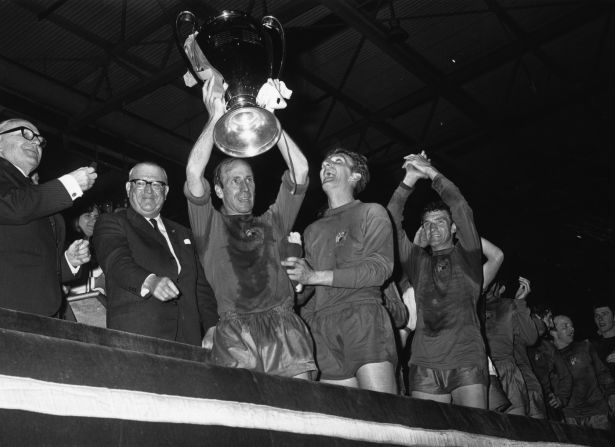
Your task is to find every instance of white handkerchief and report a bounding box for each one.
[256,78,292,112]
[183,239,192,245]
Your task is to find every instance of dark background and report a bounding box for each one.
[1,0,613,339]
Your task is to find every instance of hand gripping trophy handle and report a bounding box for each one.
[175,9,287,158]
[174,11,203,87]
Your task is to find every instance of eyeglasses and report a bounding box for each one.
[129,179,167,192]
[0,126,47,149]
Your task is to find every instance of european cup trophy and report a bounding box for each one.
[175,10,286,158]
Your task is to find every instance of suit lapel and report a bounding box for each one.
[127,208,170,253]
[162,218,185,269]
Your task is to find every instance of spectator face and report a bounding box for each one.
[126,163,168,219]
[552,315,574,348]
[214,160,255,215]
[421,210,456,251]
[542,309,554,330]
[594,306,614,335]
[0,120,44,175]
[77,207,100,238]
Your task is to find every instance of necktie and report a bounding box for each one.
[149,218,169,247]
[150,218,180,274]
[149,218,162,235]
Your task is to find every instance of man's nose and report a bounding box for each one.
[239,180,249,191]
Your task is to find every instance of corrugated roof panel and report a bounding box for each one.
[123,0,181,43]
[53,0,122,44]
[298,27,369,88]
[318,100,359,141]
[343,40,423,110]
[398,2,511,75]
[124,84,202,131]
[0,2,107,84]
[74,66,109,100]
[174,110,210,141]
[105,62,147,99]
[285,4,330,28]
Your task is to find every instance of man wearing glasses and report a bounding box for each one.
[93,162,218,344]
[0,119,97,317]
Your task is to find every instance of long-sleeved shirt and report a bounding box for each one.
[387,174,485,369]
[529,339,572,407]
[185,171,307,315]
[302,200,393,318]
[485,297,538,362]
[558,340,615,418]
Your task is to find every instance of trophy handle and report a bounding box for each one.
[262,16,285,79]
[175,10,204,87]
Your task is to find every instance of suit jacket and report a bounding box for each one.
[93,207,217,345]
[0,158,76,316]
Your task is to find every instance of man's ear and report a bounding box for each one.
[125,182,131,197]
[349,172,361,184]
[214,184,224,199]
[451,222,457,235]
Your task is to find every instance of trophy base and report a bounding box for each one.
[214,106,282,158]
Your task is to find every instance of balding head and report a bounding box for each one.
[0,119,43,174]
[551,315,575,349]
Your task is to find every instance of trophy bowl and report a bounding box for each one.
[176,10,285,158]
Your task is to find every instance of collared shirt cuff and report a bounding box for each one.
[64,251,81,275]
[59,174,83,200]
[141,274,156,297]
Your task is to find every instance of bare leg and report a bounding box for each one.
[320,377,359,389]
[451,384,487,409]
[292,372,311,380]
[356,361,397,394]
[411,391,451,404]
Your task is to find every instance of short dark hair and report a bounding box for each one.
[593,303,614,313]
[325,148,369,195]
[421,200,452,221]
[213,158,250,189]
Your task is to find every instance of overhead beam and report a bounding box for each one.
[0,54,191,164]
[483,0,569,81]
[68,61,186,130]
[319,2,612,148]
[319,0,491,127]
[299,68,416,150]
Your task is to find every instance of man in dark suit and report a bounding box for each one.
[0,118,97,316]
[93,162,217,345]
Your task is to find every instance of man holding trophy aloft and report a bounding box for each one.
[181,7,315,378]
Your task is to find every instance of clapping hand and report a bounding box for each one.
[514,276,531,300]
[65,239,91,267]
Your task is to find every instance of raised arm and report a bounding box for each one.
[276,130,308,185]
[512,277,538,346]
[386,154,428,265]
[481,237,504,291]
[405,153,480,252]
[186,78,226,198]
[0,165,96,224]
